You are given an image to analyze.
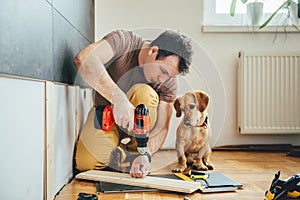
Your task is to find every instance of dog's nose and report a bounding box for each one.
[184,119,191,126]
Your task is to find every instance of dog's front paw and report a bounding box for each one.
[192,163,209,171]
[172,164,187,173]
[206,164,214,170]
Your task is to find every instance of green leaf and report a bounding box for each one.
[230,0,237,16]
[241,0,248,4]
[292,24,300,31]
[298,2,300,18]
[259,1,289,29]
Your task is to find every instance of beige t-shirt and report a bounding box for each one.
[93,30,177,106]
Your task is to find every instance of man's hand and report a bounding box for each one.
[111,90,135,131]
[129,155,151,178]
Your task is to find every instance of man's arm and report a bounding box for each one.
[147,100,174,155]
[74,40,135,130]
[74,40,115,100]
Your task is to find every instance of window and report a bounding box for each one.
[204,0,297,27]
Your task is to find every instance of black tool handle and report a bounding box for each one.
[77,192,98,200]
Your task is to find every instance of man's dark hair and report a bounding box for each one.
[150,30,193,74]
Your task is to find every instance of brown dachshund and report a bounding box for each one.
[172,91,214,172]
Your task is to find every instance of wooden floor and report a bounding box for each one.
[55,150,300,200]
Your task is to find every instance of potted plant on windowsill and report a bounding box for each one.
[259,0,300,29]
[230,0,248,17]
[230,0,264,25]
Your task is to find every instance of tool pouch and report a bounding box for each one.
[94,105,114,131]
[94,105,104,130]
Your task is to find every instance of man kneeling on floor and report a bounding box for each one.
[74,29,193,178]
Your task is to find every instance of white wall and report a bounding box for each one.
[0,75,92,199]
[0,76,45,199]
[95,0,300,147]
[46,83,92,199]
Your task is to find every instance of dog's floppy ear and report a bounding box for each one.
[173,98,182,117]
[195,91,209,112]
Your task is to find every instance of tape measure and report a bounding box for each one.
[174,173,207,190]
[174,173,193,181]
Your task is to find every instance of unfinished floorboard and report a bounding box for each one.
[75,170,201,194]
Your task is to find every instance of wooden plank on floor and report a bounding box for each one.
[75,170,201,194]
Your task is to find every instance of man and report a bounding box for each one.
[74,29,193,178]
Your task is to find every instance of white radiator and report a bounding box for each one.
[238,51,300,134]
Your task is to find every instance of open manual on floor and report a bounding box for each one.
[75,170,243,194]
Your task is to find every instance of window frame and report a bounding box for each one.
[203,0,300,33]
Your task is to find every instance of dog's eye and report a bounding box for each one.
[189,104,195,110]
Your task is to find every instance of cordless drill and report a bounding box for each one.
[95,104,150,154]
[133,104,149,155]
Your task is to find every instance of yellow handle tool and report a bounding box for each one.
[188,170,209,180]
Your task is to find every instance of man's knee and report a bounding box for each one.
[126,84,159,131]
[127,84,159,108]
